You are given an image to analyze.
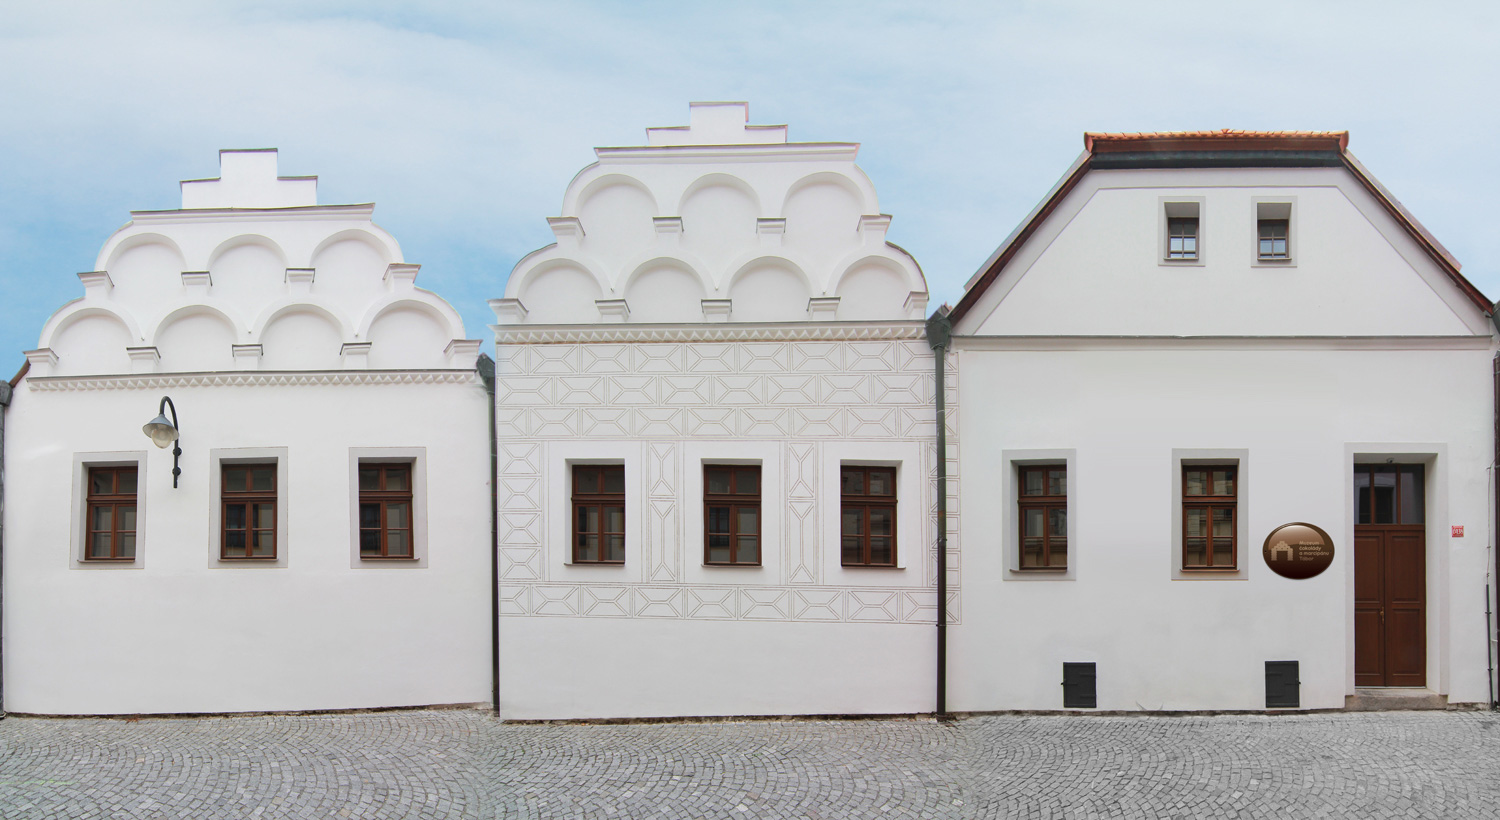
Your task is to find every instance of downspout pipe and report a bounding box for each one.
[1491,344,1499,711]
[925,308,952,720]
[0,378,13,720]
[477,354,500,716]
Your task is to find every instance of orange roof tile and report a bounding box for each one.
[1085,129,1349,152]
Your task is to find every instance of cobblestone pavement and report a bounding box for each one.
[1,709,1498,819]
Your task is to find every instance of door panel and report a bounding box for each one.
[1353,525,1426,687]
[1353,532,1385,686]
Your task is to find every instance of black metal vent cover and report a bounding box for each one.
[1266,661,1300,708]
[1062,662,1097,708]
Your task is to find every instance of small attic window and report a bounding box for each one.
[1256,201,1293,262]
[1162,201,1201,262]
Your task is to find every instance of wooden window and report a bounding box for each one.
[85,466,138,561]
[1354,464,1424,525]
[1258,219,1289,259]
[704,465,760,565]
[359,463,413,559]
[1018,465,1067,569]
[1167,217,1199,259]
[1183,464,1236,569]
[573,465,625,564]
[840,466,897,567]
[222,463,277,559]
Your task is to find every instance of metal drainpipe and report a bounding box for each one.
[925,309,952,719]
[477,354,500,716]
[1491,347,1499,710]
[0,378,12,720]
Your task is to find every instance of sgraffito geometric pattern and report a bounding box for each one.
[496,331,960,626]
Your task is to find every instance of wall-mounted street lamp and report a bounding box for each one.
[142,395,182,488]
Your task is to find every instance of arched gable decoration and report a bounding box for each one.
[148,303,248,347]
[37,303,146,349]
[826,250,927,297]
[618,253,715,298]
[98,231,188,275]
[355,294,466,341]
[505,252,613,300]
[563,171,660,217]
[721,252,817,295]
[309,228,400,269]
[250,299,353,342]
[676,172,763,218]
[206,234,290,272]
[778,170,878,218]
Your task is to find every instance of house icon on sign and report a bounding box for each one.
[1269,541,1294,562]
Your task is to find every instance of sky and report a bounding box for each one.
[3,1,1498,367]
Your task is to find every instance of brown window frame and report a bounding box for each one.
[1017,465,1067,570]
[703,464,761,566]
[221,463,278,560]
[359,462,415,560]
[1166,216,1199,260]
[85,465,139,561]
[1182,464,1237,570]
[572,464,625,565]
[840,465,898,568]
[1257,218,1290,260]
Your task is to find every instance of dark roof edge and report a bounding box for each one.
[949,147,1492,328]
[9,360,30,389]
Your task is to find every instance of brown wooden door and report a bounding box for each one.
[1353,524,1426,686]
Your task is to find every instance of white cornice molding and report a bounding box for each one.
[26,368,480,392]
[955,334,1495,351]
[128,203,376,223]
[491,321,925,344]
[595,143,859,163]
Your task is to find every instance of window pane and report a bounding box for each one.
[1022,469,1044,497]
[386,529,410,557]
[1184,538,1207,567]
[1050,536,1067,568]
[119,506,136,533]
[1212,539,1234,567]
[605,534,625,562]
[225,504,246,530]
[89,533,111,559]
[360,503,380,529]
[842,536,862,564]
[224,530,245,556]
[868,470,892,496]
[253,531,274,557]
[580,506,598,535]
[841,509,863,536]
[736,537,759,564]
[601,467,624,494]
[119,533,136,559]
[1185,471,1207,496]
[117,470,138,495]
[735,468,759,495]
[1399,466,1424,524]
[1354,468,1370,524]
[1048,470,1066,496]
[604,506,624,533]
[1260,237,1275,257]
[91,505,112,532]
[1185,507,1206,538]
[90,470,113,495]
[869,508,892,536]
[736,508,758,536]
[1212,470,1235,496]
[869,537,893,565]
[574,466,596,492]
[384,467,409,492]
[1049,508,1067,542]
[577,534,599,562]
[387,503,409,529]
[708,534,730,551]
[360,530,381,555]
[1021,534,1043,568]
[254,503,274,529]
[709,543,731,563]
[251,467,274,492]
[225,467,247,491]
[359,468,380,491]
[706,468,731,495]
[1182,236,1196,254]
[1212,508,1233,537]
[1373,469,1396,524]
[707,506,729,534]
[1024,508,1044,538]
[841,468,863,496]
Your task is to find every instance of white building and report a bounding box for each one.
[942,130,1498,711]
[491,103,950,720]
[2,150,492,714]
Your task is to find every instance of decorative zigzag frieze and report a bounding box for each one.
[27,369,481,391]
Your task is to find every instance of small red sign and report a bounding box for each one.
[1452,525,1464,538]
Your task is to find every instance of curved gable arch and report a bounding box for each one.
[148,303,247,347]
[38,303,146,350]
[564,172,660,217]
[99,231,188,274]
[618,252,714,296]
[720,251,816,295]
[206,234,289,272]
[676,172,763,217]
[250,299,353,341]
[355,295,464,342]
[309,228,397,268]
[506,252,612,300]
[826,250,926,297]
[778,170,877,218]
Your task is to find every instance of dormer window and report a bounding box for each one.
[1161,200,1203,263]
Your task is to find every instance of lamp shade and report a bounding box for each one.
[142,414,179,449]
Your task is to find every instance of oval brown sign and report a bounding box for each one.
[1263,522,1335,580]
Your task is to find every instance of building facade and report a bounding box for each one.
[2,150,492,714]
[491,103,952,720]
[943,131,1498,711]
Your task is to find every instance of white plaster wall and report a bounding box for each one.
[2,378,492,714]
[949,344,1495,711]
